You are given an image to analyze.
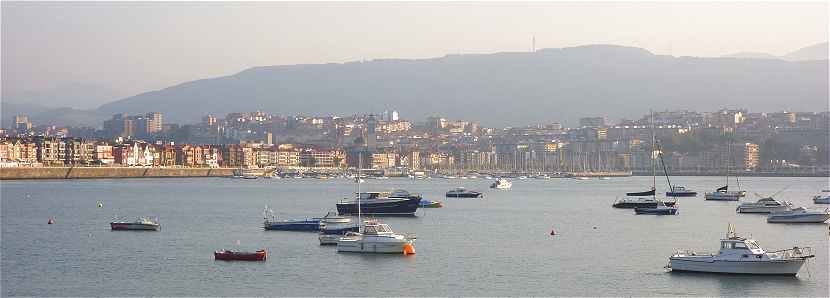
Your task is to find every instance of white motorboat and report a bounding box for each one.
[336,220,416,254]
[736,197,792,213]
[490,178,512,189]
[813,190,830,204]
[667,225,814,275]
[767,207,830,223]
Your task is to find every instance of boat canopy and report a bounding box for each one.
[626,189,655,196]
[717,185,728,192]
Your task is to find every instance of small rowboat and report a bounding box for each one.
[214,249,267,261]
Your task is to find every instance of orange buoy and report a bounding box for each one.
[403,243,415,255]
[48,217,55,224]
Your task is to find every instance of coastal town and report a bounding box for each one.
[2,109,828,177]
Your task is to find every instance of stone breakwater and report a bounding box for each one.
[0,167,235,180]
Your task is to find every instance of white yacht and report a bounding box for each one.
[736,197,792,213]
[813,190,830,204]
[490,178,512,189]
[767,207,830,223]
[336,220,416,254]
[667,225,814,275]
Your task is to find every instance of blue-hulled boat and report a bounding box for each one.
[336,190,421,216]
[262,206,321,231]
[635,202,679,215]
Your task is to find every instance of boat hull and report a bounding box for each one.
[634,208,678,215]
[666,191,697,197]
[336,197,421,216]
[767,213,830,223]
[814,197,830,204]
[705,192,741,201]
[669,257,805,275]
[214,250,267,261]
[336,238,413,254]
[110,223,160,231]
[264,221,320,231]
[613,201,676,209]
[446,193,483,198]
[736,206,790,213]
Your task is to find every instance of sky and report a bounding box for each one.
[2,1,828,109]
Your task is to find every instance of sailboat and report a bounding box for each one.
[336,153,416,254]
[613,111,677,209]
[705,142,744,201]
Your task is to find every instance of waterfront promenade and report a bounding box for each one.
[0,167,235,180]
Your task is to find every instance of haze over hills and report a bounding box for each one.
[723,42,828,61]
[97,44,828,127]
[4,43,827,128]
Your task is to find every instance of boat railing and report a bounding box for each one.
[768,247,815,259]
[673,249,715,257]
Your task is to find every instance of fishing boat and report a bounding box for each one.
[490,178,512,189]
[667,224,814,275]
[110,217,160,231]
[736,197,792,213]
[813,190,830,204]
[336,220,416,254]
[445,187,483,198]
[767,207,830,223]
[666,186,698,197]
[214,249,267,261]
[336,190,421,216]
[419,199,443,208]
[262,206,321,231]
[635,201,678,215]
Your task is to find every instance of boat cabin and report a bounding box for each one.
[719,236,766,257]
[363,222,394,235]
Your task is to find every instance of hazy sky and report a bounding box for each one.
[2,2,828,108]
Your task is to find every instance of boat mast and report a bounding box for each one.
[651,110,656,199]
[357,152,362,233]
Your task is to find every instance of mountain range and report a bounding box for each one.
[4,43,828,128]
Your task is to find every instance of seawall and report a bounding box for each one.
[0,167,236,180]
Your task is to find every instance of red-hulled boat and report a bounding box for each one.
[214,249,267,261]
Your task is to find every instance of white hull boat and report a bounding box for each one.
[668,225,814,275]
[736,197,792,213]
[767,207,830,223]
[336,221,415,254]
[490,178,512,189]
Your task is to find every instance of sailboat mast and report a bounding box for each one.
[651,110,656,198]
[357,153,362,233]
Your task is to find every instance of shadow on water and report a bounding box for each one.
[667,271,804,295]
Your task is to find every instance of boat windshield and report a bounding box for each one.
[746,240,760,250]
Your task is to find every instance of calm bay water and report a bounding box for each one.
[2,176,828,296]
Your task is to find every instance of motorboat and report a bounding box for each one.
[573,176,591,181]
[667,225,814,275]
[767,207,830,223]
[446,187,483,198]
[336,220,416,254]
[262,206,321,231]
[419,199,443,208]
[110,217,160,231]
[336,190,422,216]
[214,249,267,261]
[666,186,698,197]
[813,190,830,204]
[736,197,792,213]
[490,178,512,189]
[705,186,742,201]
[635,201,678,215]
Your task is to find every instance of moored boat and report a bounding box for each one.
[110,217,160,231]
[336,220,416,254]
[490,178,512,189]
[419,199,443,208]
[667,225,814,275]
[813,190,830,204]
[336,190,421,216]
[214,249,267,261]
[262,206,322,231]
[634,201,678,215]
[666,186,698,197]
[767,207,830,223]
[445,187,483,198]
[736,197,792,213]
[705,186,742,201]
